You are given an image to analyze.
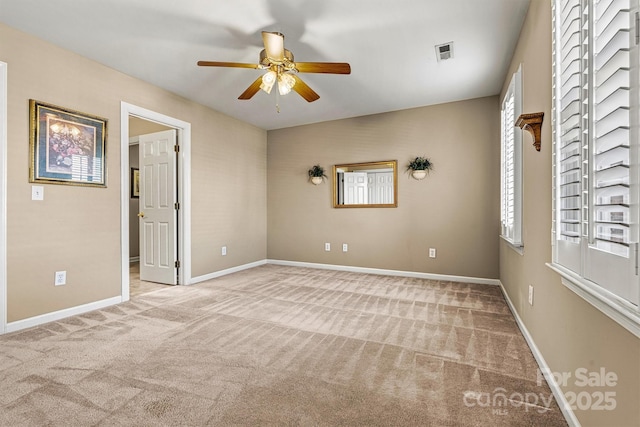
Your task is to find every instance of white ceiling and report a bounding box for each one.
[0,0,530,130]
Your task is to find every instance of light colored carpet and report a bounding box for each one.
[0,264,567,426]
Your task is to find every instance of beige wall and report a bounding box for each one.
[1,22,267,322]
[267,96,500,279]
[499,1,639,426]
[129,116,172,137]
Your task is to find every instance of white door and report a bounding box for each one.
[367,172,394,204]
[367,173,377,203]
[344,172,368,204]
[377,172,394,204]
[139,130,178,285]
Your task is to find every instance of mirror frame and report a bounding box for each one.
[332,160,398,208]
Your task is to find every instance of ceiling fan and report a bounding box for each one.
[197,31,351,103]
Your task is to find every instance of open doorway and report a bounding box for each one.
[120,102,191,302]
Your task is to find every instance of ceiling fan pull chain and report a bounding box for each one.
[276,87,281,113]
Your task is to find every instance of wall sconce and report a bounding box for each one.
[515,112,544,151]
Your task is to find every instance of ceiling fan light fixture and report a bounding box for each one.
[278,73,296,96]
[260,70,277,94]
[198,30,349,103]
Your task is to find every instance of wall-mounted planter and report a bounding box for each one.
[308,164,327,185]
[411,170,428,180]
[407,156,433,180]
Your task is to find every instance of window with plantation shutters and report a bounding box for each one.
[552,0,640,337]
[501,66,522,247]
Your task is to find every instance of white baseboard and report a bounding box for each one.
[498,281,579,427]
[6,296,122,334]
[190,260,268,285]
[129,256,140,263]
[267,259,500,286]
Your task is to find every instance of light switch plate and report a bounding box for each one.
[32,185,44,201]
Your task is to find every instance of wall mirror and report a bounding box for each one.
[333,160,398,208]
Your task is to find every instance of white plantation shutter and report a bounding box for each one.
[501,66,522,246]
[557,0,583,252]
[592,0,631,257]
[552,0,640,331]
[501,93,515,238]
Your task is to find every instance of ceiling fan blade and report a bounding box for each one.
[295,62,351,74]
[292,75,320,102]
[197,61,260,69]
[262,31,285,61]
[238,76,264,100]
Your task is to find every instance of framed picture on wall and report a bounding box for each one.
[29,99,107,187]
[131,168,140,198]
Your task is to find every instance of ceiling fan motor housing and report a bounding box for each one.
[260,49,295,68]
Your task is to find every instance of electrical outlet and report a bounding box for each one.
[342,243,348,252]
[429,248,436,258]
[528,285,534,306]
[325,243,331,251]
[221,246,227,256]
[54,271,66,286]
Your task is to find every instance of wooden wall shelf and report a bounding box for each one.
[515,112,544,152]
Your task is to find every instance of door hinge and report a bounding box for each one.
[636,12,639,45]
[634,243,639,276]
[174,202,180,210]
[175,260,180,268]
[174,144,180,153]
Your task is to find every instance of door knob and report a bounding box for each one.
[138,212,145,218]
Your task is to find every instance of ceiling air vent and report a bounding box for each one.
[435,42,454,61]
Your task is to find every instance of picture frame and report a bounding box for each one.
[131,168,140,198]
[29,99,107,187]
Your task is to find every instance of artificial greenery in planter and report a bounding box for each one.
[406,156,433,180]
[308,164,327,185]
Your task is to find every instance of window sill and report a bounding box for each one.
[500,235,524,255]
[546,262,640,338]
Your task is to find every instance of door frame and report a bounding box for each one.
[120,102,191,300]
[0,62,7,333]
